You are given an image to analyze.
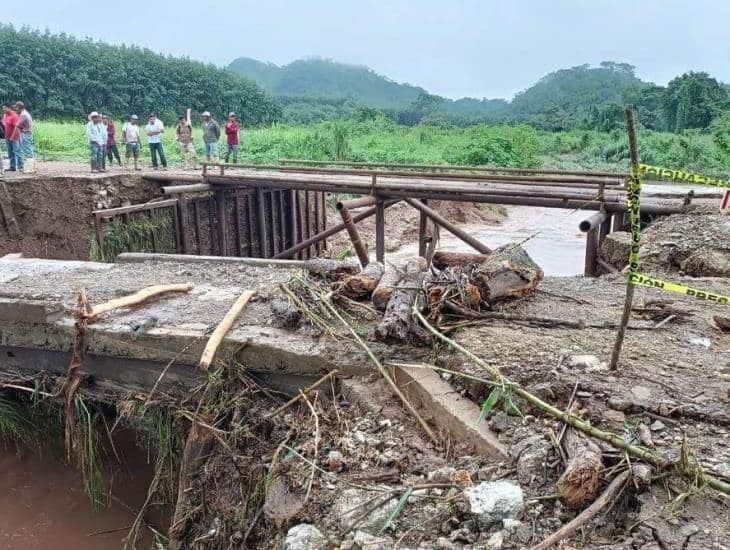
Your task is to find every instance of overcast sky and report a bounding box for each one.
[8,0,730,99]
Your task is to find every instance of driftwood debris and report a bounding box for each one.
[431,250,490,270]
[375,257,427,342]
[199,290,255,371]
[468,243,543,304]
[87,283,193,318]
[304,258,360,280]
[372,263,405,310]
[556,425,604,508]
[533,470,631,550]
[337,262,385,300]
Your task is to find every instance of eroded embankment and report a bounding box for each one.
[0,173,160,260]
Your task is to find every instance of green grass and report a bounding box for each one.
[28,118,730,176]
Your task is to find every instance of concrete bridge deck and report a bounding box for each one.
[0,254,368,397]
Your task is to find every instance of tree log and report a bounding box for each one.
[87,283,193,318]
[468,243,543,304]
[556,426,604,508]
[372,263,404,310]
[199,290,254,371]
[303,258,360,280]
[337,262,385,300]
[374,257,427,342]
[432,250,490,270]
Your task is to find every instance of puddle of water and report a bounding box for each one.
[0,431,157,550]
[392,205,589,276]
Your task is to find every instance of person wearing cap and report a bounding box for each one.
[86,111,107,172]
[145,113,167,170]
[224,112,241,163]
[175,115,198,170]
[201,111,220,162]
[102,115,122,167]
[122,115,142,170]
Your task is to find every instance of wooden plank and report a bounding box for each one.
[584,226,598,277]
[93,213,105,257]
[256,186,268,258]
[245,193,254,257]
[216,189,228,256]
[304,191,311,259]
[268,190,278,256]
[172,204,182,253]
[177,195,189,254]
[290,189,299,259]
[313,188,321,255]
[208,194,217,255]
[418,198,428,257]
[375,199,385,263]
[278,190,287,251]
[233,191,242,256]
[0,182,22,240]
[320,192,327,251]
[192,200,202,255]
[93,198,178,219]
[149,212,159,253]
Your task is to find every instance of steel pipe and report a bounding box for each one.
[579,211,609,233]
[336,195,377,210]
[404,198,491,254]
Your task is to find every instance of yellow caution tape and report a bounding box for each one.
[625,166,728,305]
[629,272,730,304]
[638,164,730,188]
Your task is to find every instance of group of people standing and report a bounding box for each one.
[1,101,35,173]
[86,110,241,173]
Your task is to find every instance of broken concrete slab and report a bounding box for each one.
[391,363,508,459]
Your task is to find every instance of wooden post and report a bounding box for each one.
[176,196,189,254]
[339,204,370,267]
[609,108,640,371]
[598,211,612,247]
[584,225,598,277]
[172,203,182,253]
[216,189,228,256]
[256,186,268,258]
[289,189,299,259]
[233,192,242,256]
[418,198,429,257]
[612,211,627,232]
[375,199,385,263]
[93,213,105,259]
[245,193,254,257]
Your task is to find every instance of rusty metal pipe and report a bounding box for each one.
[404,198,491,255]
[336,195,377,210]
[339,205,371,267]
[579,211,609,233]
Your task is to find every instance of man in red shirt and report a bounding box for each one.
[224,112,241,163]
[102,115,122,167]
[2,103,20,171]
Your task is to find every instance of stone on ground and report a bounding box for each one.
[463,480,524,525]
[283,524,327,550]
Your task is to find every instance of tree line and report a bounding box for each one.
[0,25,281,125]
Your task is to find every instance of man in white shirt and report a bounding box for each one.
[145,113,167,170]
[122,115,142,170]
[85,111,106,173]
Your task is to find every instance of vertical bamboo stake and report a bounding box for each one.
[609,108,640,370]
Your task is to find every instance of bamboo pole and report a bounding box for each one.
[87,283,193,318]
[339,204,370,267]
[412,306,730,495]
[267,370,339,418]
[199,290,255,371]
[609,108,640,371]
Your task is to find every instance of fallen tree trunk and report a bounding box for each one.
[469,244,543,304]
[556,426,604,508]
[372,263,405,310]
[304,258,360,280]
[337,262,385,300]
[375,257,427,342]
[432,251,490,270]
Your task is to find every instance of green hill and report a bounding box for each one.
[228,56,426,109]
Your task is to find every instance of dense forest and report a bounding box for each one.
[0,25,281,124]
[2,25,729,145]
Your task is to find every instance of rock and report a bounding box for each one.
[630,386,652,407]
[566,354,607,372]
[428,466,457,484]
[352,530,394,549]
[449,527,475,543]
[486,530,504,549]
[435,537,457,549]
[283,524,327,550]
[333,488,398,533]
[326,450,345,472]
[502,518,522,533]
[680,249,730,277]
[678,523,700,538]
[463,480,524,525]
[649,420,666,431]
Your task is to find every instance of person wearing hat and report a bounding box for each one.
[224,112,241,164]
[86,111,106,172]
[145,113,167,170]
[175,115,198,170]
[122,115,142,170]
[201,111,220,162]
